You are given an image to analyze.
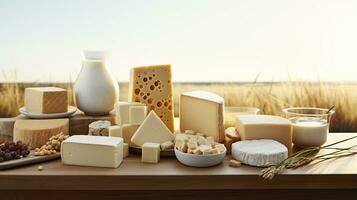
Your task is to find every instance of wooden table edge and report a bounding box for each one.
[1,174,357,190]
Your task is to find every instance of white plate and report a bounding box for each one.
[175,147,226,167]
[19,106,77,119]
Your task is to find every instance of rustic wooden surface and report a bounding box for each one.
[69,111,115,135]
[0,133,356,192]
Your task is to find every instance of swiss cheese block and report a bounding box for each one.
[13,119,69,150]
[236,115,293,154]
[24,87,68,114]
[180,91,225,142]
[131,111,174,147]
[61,135,123,168]
[114,102,144,125]
[129,65,174,131]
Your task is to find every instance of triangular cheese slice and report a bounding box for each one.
[131,111,174,147]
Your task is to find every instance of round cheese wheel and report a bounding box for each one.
[232,139,288,167]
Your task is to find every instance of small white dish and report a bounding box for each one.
[19,106,77,119]
[175,147,226,167]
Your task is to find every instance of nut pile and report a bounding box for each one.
[175,130,226,155]
[34,132,69,156]
[0,141,30,162]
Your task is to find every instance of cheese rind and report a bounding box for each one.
[232,139,288,167]
[61,135,123,168]
[24,87,68,114]
[236,115,292,154]
[13,119,69,149]
[131,111,174,147]
[142,143,160,163]
[180,91,225,142]
[129,65,174,131]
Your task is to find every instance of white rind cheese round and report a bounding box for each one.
[232,139,288,167]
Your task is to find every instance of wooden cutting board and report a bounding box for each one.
[0,151,61,170]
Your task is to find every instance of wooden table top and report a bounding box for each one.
[0,133,356,191]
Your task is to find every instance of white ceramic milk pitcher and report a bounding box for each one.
[73,50,119,116]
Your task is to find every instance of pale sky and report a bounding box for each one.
[1,0,357,82]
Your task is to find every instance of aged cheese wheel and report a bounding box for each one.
[13,119,69,149]
[0,117,17,143]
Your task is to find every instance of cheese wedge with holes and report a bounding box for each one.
[180,91,225,142]
[14,119,69,150]
[61,135,123,168]
[131,111,174,147]
[129,65,174,131]
[236,115,293,154]
[24,87,68,114]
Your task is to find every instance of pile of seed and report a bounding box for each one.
[34,132,69,156]
[0,141,30,162]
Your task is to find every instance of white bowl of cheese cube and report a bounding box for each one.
[174,147,226,167]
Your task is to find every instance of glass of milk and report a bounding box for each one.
[224,107,260,128]
[283,107,335,147]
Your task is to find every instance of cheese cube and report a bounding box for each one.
[115,102,144,125]
[180,91,225,142]
[121,124,140,146]
[129,65,175,132]
[142,143,160,163]
[61,135,123,168]
[214,143,226,153]
[129,106,147,125]
[24,87,67,114]
[236,115,293,154]
[109,125,121,137]
[131,111,174,147]
[123,143,129,158]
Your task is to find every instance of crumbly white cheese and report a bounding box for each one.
[88,120,111,136]
[232,139,288,167]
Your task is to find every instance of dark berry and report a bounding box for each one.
[9,145,16,151]
[21,145,28,151]
[5,149,10,153]
[10,151,17,158]
[0,157,4,162]
[0,151,4,157]
[15,154,21,159]
[4,153,12,161]
[16,141,22,146]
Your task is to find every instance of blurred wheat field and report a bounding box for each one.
[0,82,356,132]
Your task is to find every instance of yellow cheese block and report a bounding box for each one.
[129,65,174,132]
[236,115,293,154]
[180,91,225,142]
[13,119,69,150]
[24,87,68,114]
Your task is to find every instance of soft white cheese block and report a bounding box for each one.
[236,115,292,154]
[180,91,225,142]
[232,139,288,167]
[61,135,123,168]
[131,111,174,147]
